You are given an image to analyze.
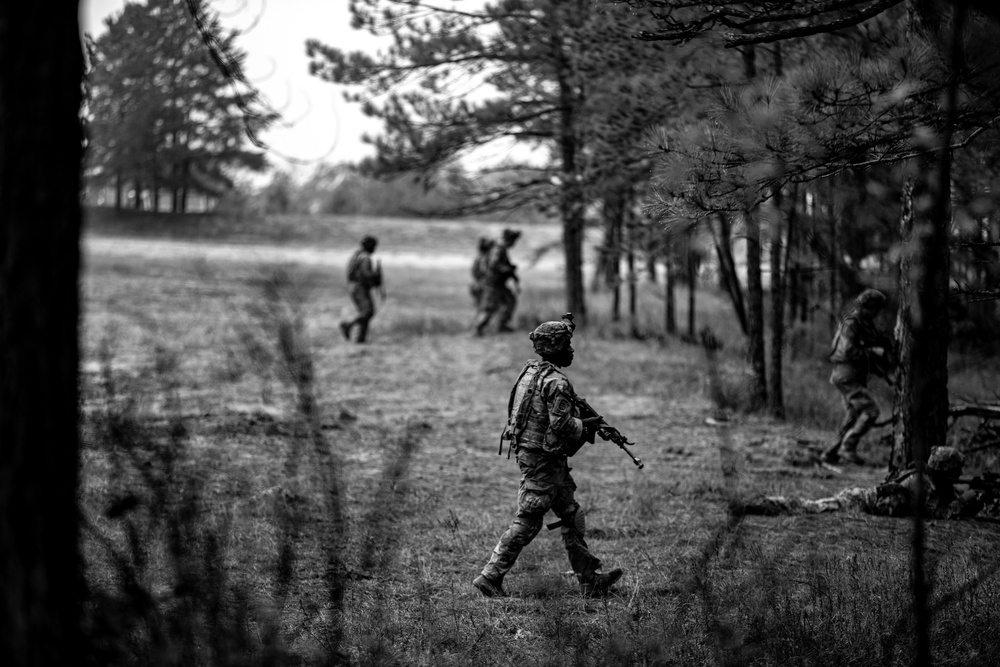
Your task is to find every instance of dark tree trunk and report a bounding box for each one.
[114,171,123,211]
[745,207,768,409]
[627,222,637,336]
[892,176,916,471]
[664,253,676,335]
[687,233,697,339]
[768,189,789,419]
[0,5,84,666]
[712,213,749,335]
[133,179,143,210]
[554,23,585,320]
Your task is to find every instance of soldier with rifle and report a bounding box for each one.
[823,288,896,465]
[339,235,383,344]
[472,313,640,599]
[474,228,520,336]
[745,446,998,519]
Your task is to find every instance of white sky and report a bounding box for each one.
[80,0,388,174]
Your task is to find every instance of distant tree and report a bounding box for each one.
[0,4,84,667]
[86,0,273,212]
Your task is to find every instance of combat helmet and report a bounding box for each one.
[855,288,886,310]
[501,228,521,243]
[926,446,965,475]
[529,313,575,355]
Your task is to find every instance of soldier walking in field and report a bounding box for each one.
[469,236,495,310]
[823,288,895,465]
[339,235,383,344]
[472,314,624,598]
[474,228,520,336]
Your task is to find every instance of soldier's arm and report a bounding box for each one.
[542,379,584,447]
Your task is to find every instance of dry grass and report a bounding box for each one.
[78,210,1000,666]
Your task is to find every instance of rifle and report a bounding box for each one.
[574,396,644,470]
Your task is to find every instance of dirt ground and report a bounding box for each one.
[79,210,1000,666]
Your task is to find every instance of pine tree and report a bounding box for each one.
[86,0,273,212]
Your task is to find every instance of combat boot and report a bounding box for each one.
[338,321,352,341]
[821,446,840,464]
[472,573,508,598]
[580,568,623,597]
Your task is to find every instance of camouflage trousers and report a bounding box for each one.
[475,283,516,332]
[829,366,879,455]
[341,283,375,342]
[745,487,878,516]
[480,448,602,581]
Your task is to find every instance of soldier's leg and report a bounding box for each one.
[474,286,498,335]
[477,450,554,591]
[552,468,621,596]
[353,289,375,343]
[550,474,602,577]
[497,287,517,332]
[840,387,879,458]
[824,378,861,461]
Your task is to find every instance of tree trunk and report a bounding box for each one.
[554,20,585,320]
[745,207,768,409]
[712,213,749,335]
[664,252,676,336]
[768,189,789,419]
[892,177,917,470]
[114,171,123,211]
[627,222,637,336]
[687,232,697,339]
[0,5,84,666]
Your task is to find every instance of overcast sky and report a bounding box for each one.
[80,0,387,174]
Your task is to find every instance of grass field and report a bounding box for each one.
[79,208,1000,666]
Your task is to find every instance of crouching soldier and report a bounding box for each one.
[472,314,623,598]
[823,288,895,464]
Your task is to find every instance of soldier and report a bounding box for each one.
[339,235,382,344]
[474,228,520,336]
[469,236,495,310]
[823,288,895,464]
[472,314,624,598]
[745,446,993,519]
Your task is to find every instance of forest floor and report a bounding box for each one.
[78,208,1000,666]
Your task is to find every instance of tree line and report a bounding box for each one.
[310,0,1000,466]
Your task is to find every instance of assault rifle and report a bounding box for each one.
[574,396,644,470]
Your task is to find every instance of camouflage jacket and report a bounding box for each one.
[471,252,490,283]
[828,312,892,377]
[500,360,584,457]
[347,249,381,289]
[485,244,517,286]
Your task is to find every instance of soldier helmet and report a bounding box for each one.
[855,288,887,310]
[478,237,494,252]
[361,235,378,249]
[926,446,964,474]
[529,313,576,355]
[501,228,521,242]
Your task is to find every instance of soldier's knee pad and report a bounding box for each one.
[559,505,586,537]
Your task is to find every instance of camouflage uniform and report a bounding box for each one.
[473,316,621,598]
[339,236,382,343]
[746,447,990,519]
[824,289,893,464]
[474,229,520,335]
[469,237,494,310]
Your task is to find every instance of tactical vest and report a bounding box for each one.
[500,360,560,455]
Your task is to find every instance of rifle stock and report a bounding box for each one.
[574,396,644,470]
